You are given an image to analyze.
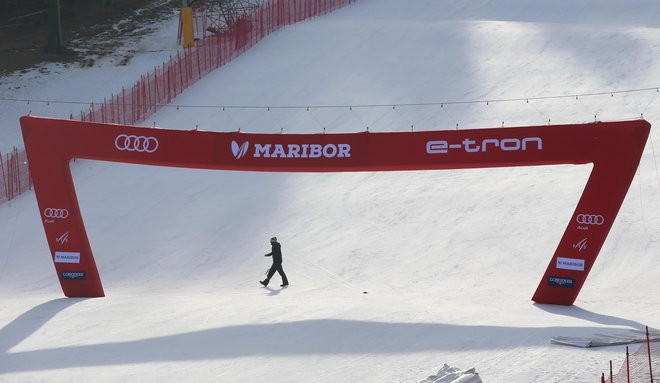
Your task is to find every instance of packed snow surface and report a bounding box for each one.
[2,1,660,382]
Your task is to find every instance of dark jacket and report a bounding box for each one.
[265,242,282,264]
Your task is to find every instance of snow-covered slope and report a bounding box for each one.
[2,1,660,382]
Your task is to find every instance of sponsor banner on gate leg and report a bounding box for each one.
[547,276,576,288]
[556,257,585,271]
[573,238,588,252]
[576,213,605,231]
[43,207,69,224]
[60,271,86,281]
[54,251,80,264]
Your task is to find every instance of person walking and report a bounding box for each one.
[260,236,289,287]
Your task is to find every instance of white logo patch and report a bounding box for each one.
[55,251,81,264]
[556,257,585,271]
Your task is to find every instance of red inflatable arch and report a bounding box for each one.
[20,116,650,305]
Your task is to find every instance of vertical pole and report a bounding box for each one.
[149,72,153,115]
[122,87,126,125]
[144,74,149,116]
[147,73,152,115]
[207,35,212,72]
[141,76,146,122]
[196,41,201,79]
[8,152,13,200]
[155,67,160,112]
[187,48,191,83]
[46,0,64,54]
[0,152,6,200]
[647,326,654,382]
[178,52,184,93]
[136,81,140,123]
[6,152,10,200]
[221,32,226,65]
[166,61,172,102]
[187,48,192,84]
[601,372,605,383]
[138,76,142,121]
[130,85,136,125]
[9,150,13,199]
[15,147,20,194]
[10,152,16,198]
[610,360,614,383]
[626,346,630,383]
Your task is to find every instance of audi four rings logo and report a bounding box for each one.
[114,134,159,153]
[576,214,605,225]
[44,208,69,219]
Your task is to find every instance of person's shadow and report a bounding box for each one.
[262,285,288,296]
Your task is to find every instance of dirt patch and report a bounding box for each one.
[0,0,180,76]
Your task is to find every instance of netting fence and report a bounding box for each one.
[601,327,659,383]
[0,147,31,203]
[3,0,355,204]
[80,0,355,125]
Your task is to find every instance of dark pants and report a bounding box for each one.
[266,263,288,285]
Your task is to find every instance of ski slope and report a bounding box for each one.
[2,1,660,381]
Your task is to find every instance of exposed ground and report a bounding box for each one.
[0,0,179,76]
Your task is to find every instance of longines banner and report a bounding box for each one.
[20,116,650,305]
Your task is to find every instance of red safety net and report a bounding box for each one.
[80,0,356,126]
[0,147,32,203]
[602,328,660,383]
[3,0,354,205]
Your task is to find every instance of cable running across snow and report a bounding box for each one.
[2,86,660,110]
